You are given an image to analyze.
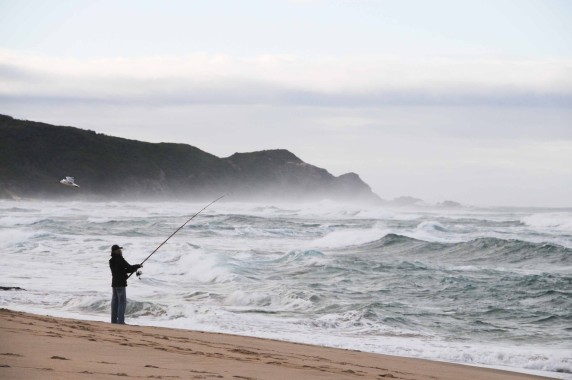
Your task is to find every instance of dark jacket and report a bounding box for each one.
[109,254,141,287]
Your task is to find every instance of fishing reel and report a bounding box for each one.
[136,269,143,279]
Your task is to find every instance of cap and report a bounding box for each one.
[111,244,123,252]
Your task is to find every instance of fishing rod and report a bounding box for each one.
[128,194,227,280]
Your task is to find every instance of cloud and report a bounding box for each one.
[1,50,571,107]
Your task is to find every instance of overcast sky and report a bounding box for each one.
[1,0,571,207]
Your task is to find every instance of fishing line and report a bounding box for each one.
[128,194,227,280]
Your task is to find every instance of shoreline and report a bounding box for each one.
[0,308,554,380]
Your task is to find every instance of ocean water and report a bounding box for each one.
[1,199,571,379]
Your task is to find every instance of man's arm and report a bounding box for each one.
[121,257,141,274]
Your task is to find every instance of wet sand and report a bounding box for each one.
[0,308,551,379]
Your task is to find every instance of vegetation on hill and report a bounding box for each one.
[0,114,380,202]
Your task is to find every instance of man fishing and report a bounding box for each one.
[107,195,226,325]
[109,245,142,324]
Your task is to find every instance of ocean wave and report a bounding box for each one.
[425,345,572,376]
[126,300,168,317]
[0,207,39,213]
[174,252,238,284]
[522,212,572,233]
[352,234,572,267]
[0,216,49,227]
[224,289,314,312]
[452,238,572,265]
[62,296,167,317]
[353,233,438,251]
[0,229,52,249]
[311,225,392,248]
[272,249,326,264]
[416,220,448,232]
[309,305,429,338]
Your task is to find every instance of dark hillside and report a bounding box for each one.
[0,115,380,202]
[224,150,373,200]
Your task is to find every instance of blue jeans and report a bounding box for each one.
[111,287,127,324]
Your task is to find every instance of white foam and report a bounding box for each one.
[0,228,44,249]
[311,224,389,248]
[175,251,236,283]
[0,215,45,226]
[224,290,271,307]
[522,212,572,233]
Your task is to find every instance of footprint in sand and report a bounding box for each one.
[51,356,69,360]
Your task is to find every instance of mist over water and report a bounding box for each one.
[1,200,571,378]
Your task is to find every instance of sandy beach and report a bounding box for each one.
[0,308,552,380]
